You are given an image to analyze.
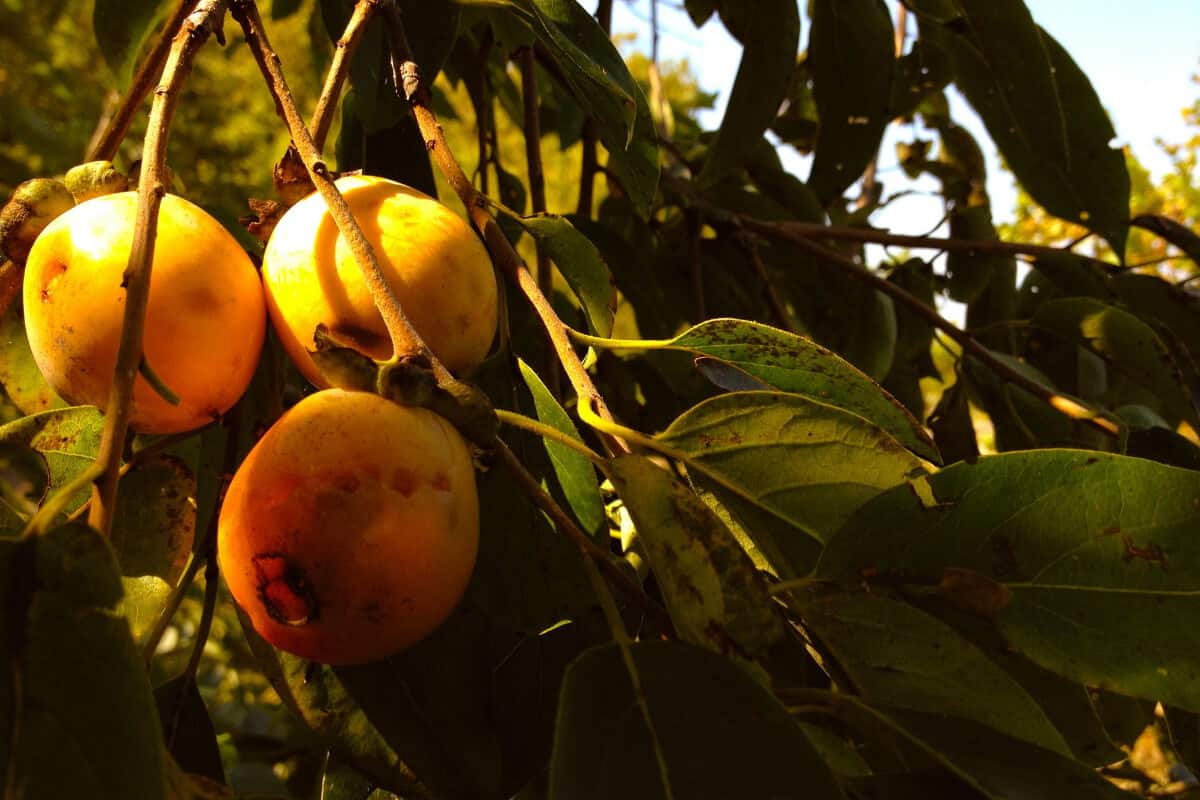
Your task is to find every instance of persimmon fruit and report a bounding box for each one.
[23,192,265,433]
[261,175,498,386]
[217,389,480,665]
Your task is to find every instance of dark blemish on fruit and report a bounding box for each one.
[333,472,360,493]
[431,473,451,492]
[391,467,416,496]
[253,552,319,625]
[363,601,385,624]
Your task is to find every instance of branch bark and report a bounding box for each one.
[379,5,630,454]
[309,0,378,155]
[88,0,227,539]
[86,0,198,162]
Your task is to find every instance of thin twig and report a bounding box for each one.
[576,0,613,217]
[853,4,907,210]
[696,204,1122,437]
[87,0,198,162]
[230,0,449,384]
[88,0,227,540]
[737,232,796,333]
[310,0,378,154]
[379,6,630,454]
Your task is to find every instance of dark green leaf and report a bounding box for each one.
[817,450,1200,710]
[1,524,168,799]
[155,674,225,785]
[698,0,801,185]
[113,454,195,583]
[1028,251,1115,299]
[890,38,954,119]
[658,391,924,577]
[0,440,47,525]
[793,587,1070,753]
[925,10,1130,252]
[518,214,616,337]
[808,0,895,204]
[517,359,605,538]
[549,641,845,800]
[1131,214,1200,266]
[658,319,939,462]
[609,455,788,669]
[93,0,170,88]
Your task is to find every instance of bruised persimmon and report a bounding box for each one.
[262,175,498,386]
[22,192,266,433]
[217,389,479,665]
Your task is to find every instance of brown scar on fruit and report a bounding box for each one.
[253,552,319,625]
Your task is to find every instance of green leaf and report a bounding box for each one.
[1027,251,1114,300]
[113,454,195,583]
[93,0,170,89]
[549,641,845,800]
[517,215,616,337]
[1030,297,1198,428]
[808,0,896,204]
[117,575,172,642]
[609,455,788,670]
[792,587,1070,754]
[656,318,939,462]
[818,694,1134,800]
[0,440,48,525]
[889,38,954,119]
[925,9,1130,252]
[516,359,604,538]
[463,0,659,215]
[658,391,924,577]
[155,674,226,786]
[698,0,801,185]
[0,299,66,416]
[817,450,1200,710]
[1,524,168,799]
[0,406,103,523]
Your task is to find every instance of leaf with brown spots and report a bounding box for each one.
[659,318,939,462]
[609,454,788,674]
[0,405,102,525]
[112,454,195,584]
[817,450,1200,711]
[0,298,66,416]
[658,390,924,577]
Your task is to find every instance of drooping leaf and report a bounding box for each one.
[792,586,1070,754]
[817,450,1200,710]
[698,0,801,185]
[154,674,225,786]
[93,0,171,89]
[549,641,845,800]
[517,214,616,337]
[808,0,895,203]
[924,9,1130,253]
[652,318,938,462]
[0,524,168,799]
[658,391,924,577]
[461,0,659,214]
[516,359,605,538]
[609,455,788,670]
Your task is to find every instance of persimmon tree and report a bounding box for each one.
[2,1,1199,798]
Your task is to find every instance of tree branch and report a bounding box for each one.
[310,0,378,155]
[230,0,449,384]
[88,0,227,539]
[379,4,630,454]
[86,0,198,162]
[683,195,1121,438]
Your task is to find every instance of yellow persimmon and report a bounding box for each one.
[262,175,497,385]
[23,192,265,433]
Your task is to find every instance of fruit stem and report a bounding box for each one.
[86,0,197,162]
[88,0,228,541]
[230,0,451,385]
[310,0,378,155]
[378,3,630,455]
